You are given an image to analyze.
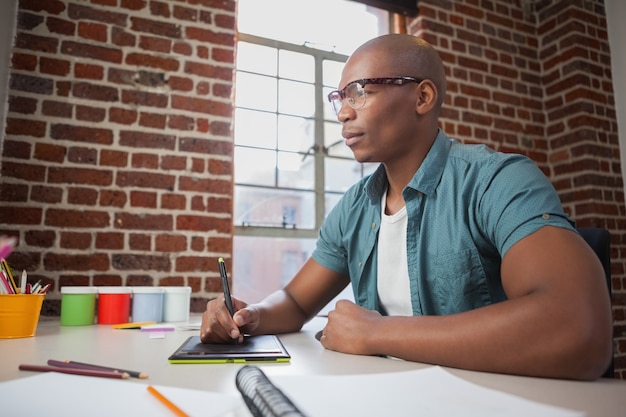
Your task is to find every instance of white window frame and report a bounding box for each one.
[233,33,356,240]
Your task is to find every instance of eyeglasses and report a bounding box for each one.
[327,77,423,114]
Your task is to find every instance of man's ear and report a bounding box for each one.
[415,80,438,115]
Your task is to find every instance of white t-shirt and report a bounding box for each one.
[377,192,412,316]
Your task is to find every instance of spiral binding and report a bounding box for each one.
[235,365,307,417]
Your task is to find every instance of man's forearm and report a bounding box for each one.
[250,289,310,336]
[364,295,611,380]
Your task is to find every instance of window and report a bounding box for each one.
[234,0,388,302]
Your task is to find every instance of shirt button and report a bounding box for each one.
[542,214,550,220]
[358,262,362,269]
[371,222,376,229]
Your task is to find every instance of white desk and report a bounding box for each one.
[0,316,624,416]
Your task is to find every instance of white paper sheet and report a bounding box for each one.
[0,365,589,417]
[270,366,586,417]
[0,372,248,417]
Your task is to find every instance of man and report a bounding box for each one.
[201,34,612,380]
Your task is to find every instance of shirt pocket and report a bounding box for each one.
[429,249,492,315]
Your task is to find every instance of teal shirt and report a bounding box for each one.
[312,130,575,316]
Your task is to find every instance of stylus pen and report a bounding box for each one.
[218,257,235,317]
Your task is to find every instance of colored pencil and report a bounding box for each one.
[112,321,156,329]
[47,359,148,379]
[147,385,190,417]
[19,364,129,379]
[20,270,27,294]
[30,280,41,293]
[0,271,13,294]
[1,260,16,291]
[36,283,51,294]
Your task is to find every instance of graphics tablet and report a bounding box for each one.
[168,335,291,364]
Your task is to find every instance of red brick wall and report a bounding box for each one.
[0,0,237,313]
[412,0,625,378]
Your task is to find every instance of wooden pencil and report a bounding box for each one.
[147,385,190,417]
[47,359,148,379]
[19,364,129,379]
[1,260,16,291]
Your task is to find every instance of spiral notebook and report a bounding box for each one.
[236,365,306,417]
[168,335,291,364]
[233,365,584,417]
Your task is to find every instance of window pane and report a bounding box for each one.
[323,59,344,88]
[325,157,378,193]
[234,108,277,149]
[235,72,277,111]
[322,86,338,121]
[237,0,387,56]
[324,192,343,218]
[279,50,314,82]
[278,151,314,189]
[235,147,276,186]
[278,79,315,117]
[237,42,277,76]
[234,186,315,229]
[233,235,316,303]
[277,115,314,153]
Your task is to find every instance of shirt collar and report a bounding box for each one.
[365,129,451,202]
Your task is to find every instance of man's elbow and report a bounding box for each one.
[571,340,613,381]
[565,313,613,381]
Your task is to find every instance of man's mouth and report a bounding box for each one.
[343,131,363,147]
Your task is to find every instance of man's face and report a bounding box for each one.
[335,51,420,164]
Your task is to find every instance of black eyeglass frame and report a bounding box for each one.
[327,76,424,114]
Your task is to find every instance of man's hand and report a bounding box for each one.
[320,300,383,355]
[200,295,260,344]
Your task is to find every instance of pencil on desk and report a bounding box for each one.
[112,321,156,329]
[147,385,190,417]
[19,364,130,379]
[47,359,148,379]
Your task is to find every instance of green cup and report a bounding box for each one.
[60,286,97,326]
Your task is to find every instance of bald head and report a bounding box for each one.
[346,34,447,111]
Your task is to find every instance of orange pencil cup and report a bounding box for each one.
[0,294,45,338]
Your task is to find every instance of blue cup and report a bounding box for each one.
[131,287,164,323]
